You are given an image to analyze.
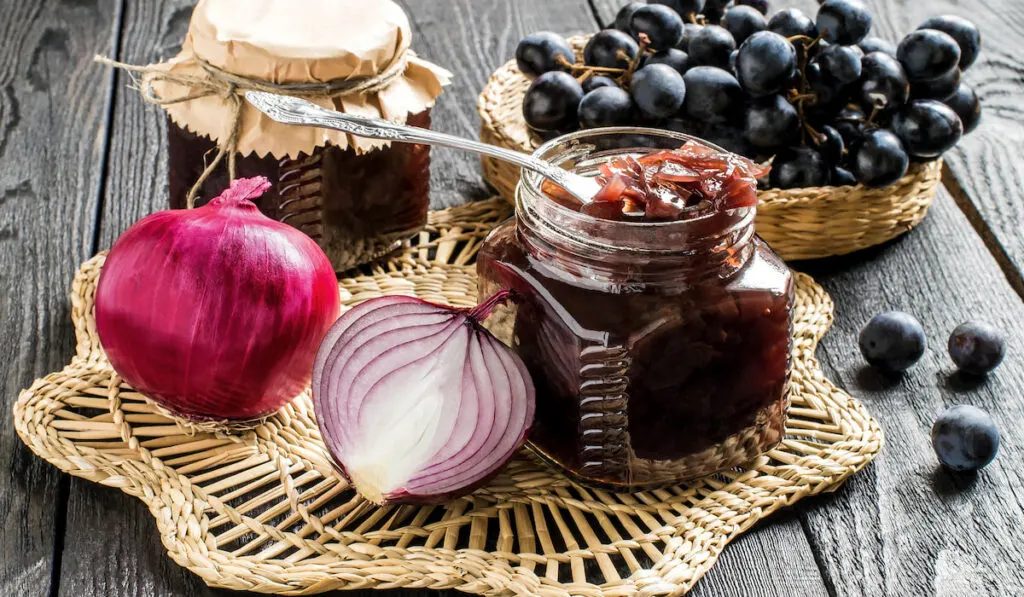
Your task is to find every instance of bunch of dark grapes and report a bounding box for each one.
[516,0,982,189]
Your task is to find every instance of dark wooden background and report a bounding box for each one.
[2,0,1024,595]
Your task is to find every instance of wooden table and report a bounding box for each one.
[3,0,1023,594]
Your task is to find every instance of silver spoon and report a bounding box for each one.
[244,90,601,204]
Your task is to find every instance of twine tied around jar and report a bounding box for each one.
[94,52,411,208]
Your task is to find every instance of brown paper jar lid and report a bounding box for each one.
[147,0,452,157]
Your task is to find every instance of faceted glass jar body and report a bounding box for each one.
[476,128,795,489]
[167,111,431,272]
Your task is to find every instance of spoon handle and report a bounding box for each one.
[244,91,584,199]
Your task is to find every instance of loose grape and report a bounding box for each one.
[949,321,1006,376]
[523,71,584,132]
[932,405,1000,472]
[516,32,575,79]
[859,311,925,371]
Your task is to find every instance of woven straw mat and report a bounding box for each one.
[15,198,882,596]
[478,35,942,262]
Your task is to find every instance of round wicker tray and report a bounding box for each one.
[477,36,942,261]
[14,198,882,596]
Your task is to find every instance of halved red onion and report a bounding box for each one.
[312,292,535,505]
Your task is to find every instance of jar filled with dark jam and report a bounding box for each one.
[167,113,431,272]
[477,128,794,489]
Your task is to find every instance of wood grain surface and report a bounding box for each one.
[3,0,1024,595]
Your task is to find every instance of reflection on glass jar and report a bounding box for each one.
[167,112,431,272]
[477,128,794,489]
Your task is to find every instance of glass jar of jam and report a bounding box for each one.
[127,0,451,272]
[477,128,794,489]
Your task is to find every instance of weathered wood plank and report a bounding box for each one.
[798,188,1024,595]
[0,0,121,595]
[56,1,825,596]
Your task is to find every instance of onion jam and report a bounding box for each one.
[478,131,793,489]
[541,141,769,222]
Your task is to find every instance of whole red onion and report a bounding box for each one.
[95,177,340,420]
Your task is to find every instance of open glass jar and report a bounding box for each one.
[477,128,795,489]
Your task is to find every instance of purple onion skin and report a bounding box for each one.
[313,294,535,506]
[95,177,340,420]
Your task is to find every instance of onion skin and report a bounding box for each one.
[95,177,340,421]
[313,293,535,506]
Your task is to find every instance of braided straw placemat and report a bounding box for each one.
[478,36,942,261]
[15,198,882,596]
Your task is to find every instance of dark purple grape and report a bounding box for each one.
[853,128,909,187]
[682,66,743,122]
[858,36,896,57]
[949,321,1006,376]
[722,5,767,45]
[770,146,830,188]
[630,64,687,118]
[689,25,736,69]
[898,29,960,81]
[859,51,910,111]
[578,86,637,128]
[816,0,872,45]
[523,71,584,131]
[892,99,963,158]
[743,94,799,151]
[615,3,645,33]
[631,4,685,50]
[736,0,769,15]
[943,83,981,134]
[651,0,706,20]
[701,122,758,157]
[644,48,691,74]
[919,15,981,70]
[702,0,731,23]
[932,405,1000,472]
[516,32,575,79]
[831,166,857,185]
[834,103,867,146]
[677,23,704,50]
[806,61,848,107]
[582,75,618,93]
[815,124,845,164]
[735,31,796,97]
[584,29,640,69]
[767,8,818,39]
[910,68,961,100]
[816,43,863,84]
[859,311,924,371]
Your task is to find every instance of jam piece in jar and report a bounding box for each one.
[478,130,793,489]
[541,141,769,222]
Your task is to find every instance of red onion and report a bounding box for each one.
[95,177,340,420]
[312,292,535,505]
